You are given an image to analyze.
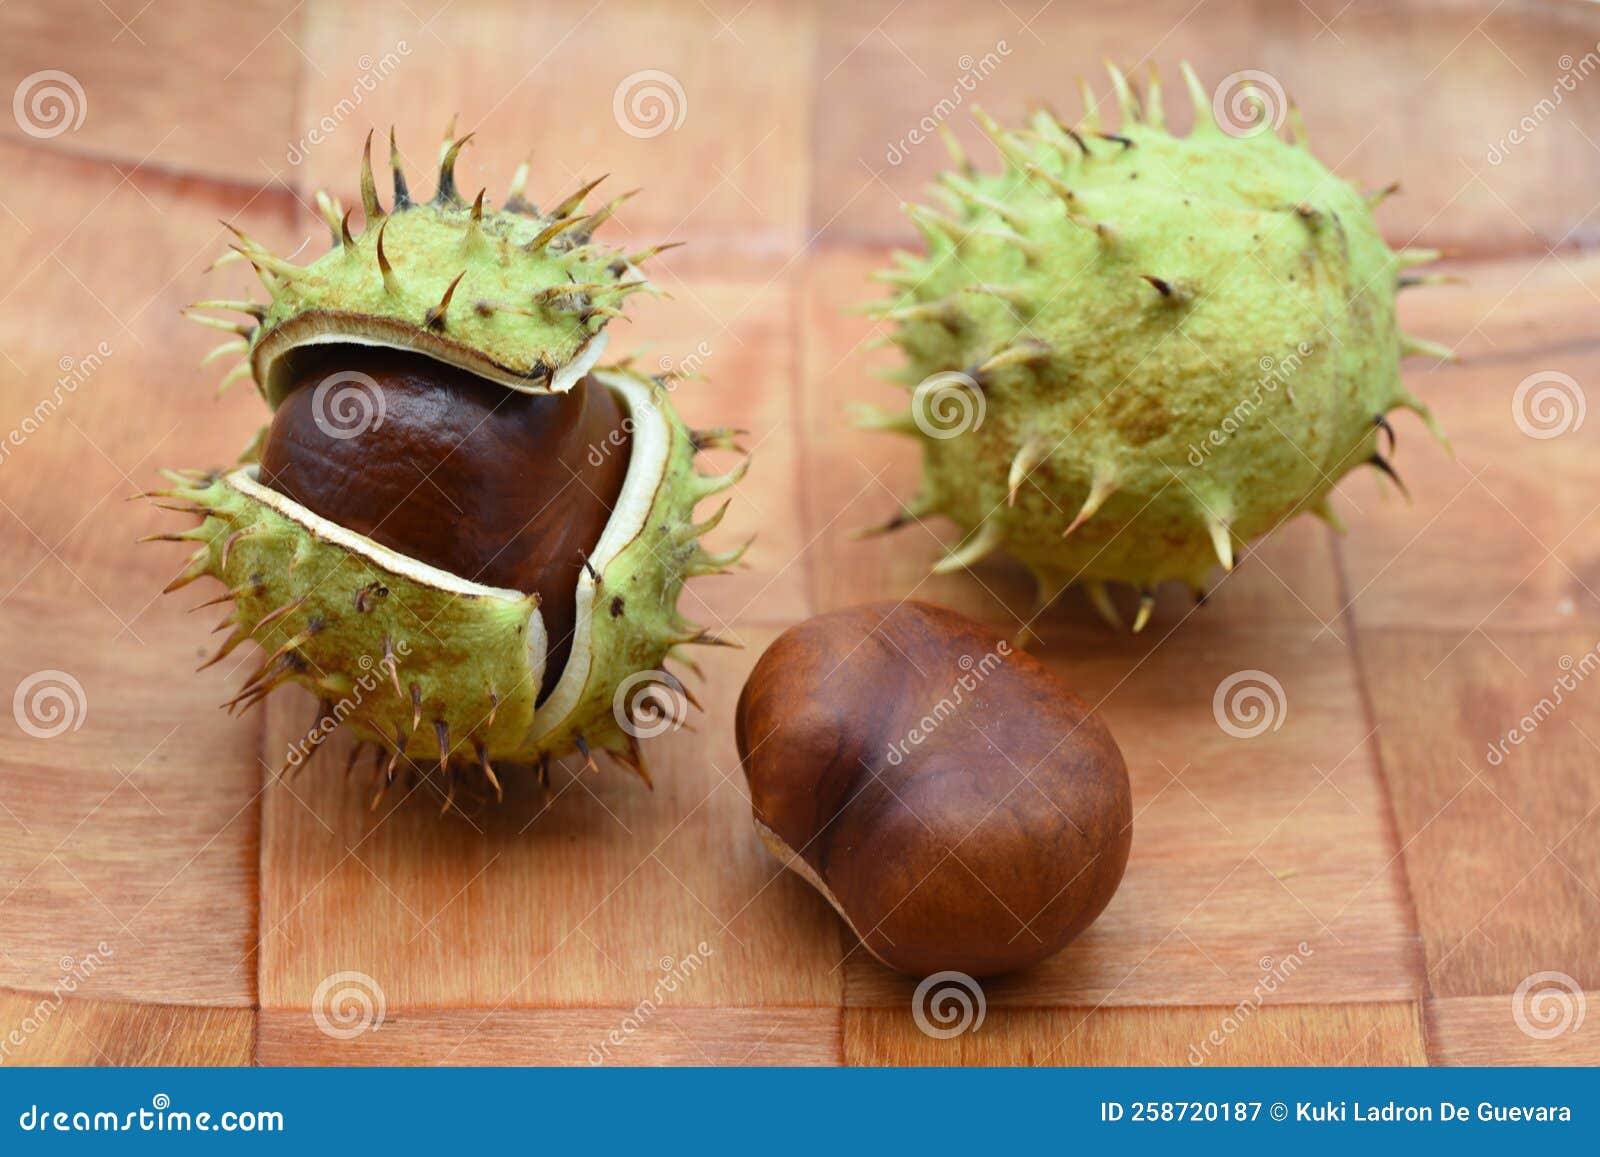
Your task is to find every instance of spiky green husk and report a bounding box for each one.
[152,369,746,786]
[157,128,746,792]
[863,64,1449,628]
[191,126,657,400]
[154,467,544,763]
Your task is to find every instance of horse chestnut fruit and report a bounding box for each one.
[151,128,750,789]
[735,601,1131,977]
[259,345,629,701]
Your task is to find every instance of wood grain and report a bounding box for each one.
[844,1002,1428,1066]
[1341,253,1600,632]
[1357,628,1600,998]
[256,632,844,1011]
[0,141,291,1007]
[0,990,253,1066]
[258,1007,839,1066]
[0,0,305,185]
[1428,993,1599,1065]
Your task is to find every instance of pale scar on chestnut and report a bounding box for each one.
[735,600,1132,978]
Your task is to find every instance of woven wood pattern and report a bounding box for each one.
[1,0,1596,1066]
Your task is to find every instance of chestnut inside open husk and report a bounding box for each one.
[259,345,629,699]
[736,601,1131,977]
[152,129,753,793]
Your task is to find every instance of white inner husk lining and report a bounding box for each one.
[256,319,608,404]
[531,369,666,739]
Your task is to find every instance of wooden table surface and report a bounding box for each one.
[2,0,1599,1067]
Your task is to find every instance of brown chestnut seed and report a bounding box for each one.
[259,345,630,700]
[736,601,1131,977]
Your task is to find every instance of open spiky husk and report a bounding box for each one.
[151,368,746,789]
[153,127,747,797]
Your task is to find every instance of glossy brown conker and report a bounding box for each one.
[258,345,630,699]
[735,601,1132,978]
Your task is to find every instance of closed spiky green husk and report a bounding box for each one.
[862,64,1450,631]
[153,127,747,794]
